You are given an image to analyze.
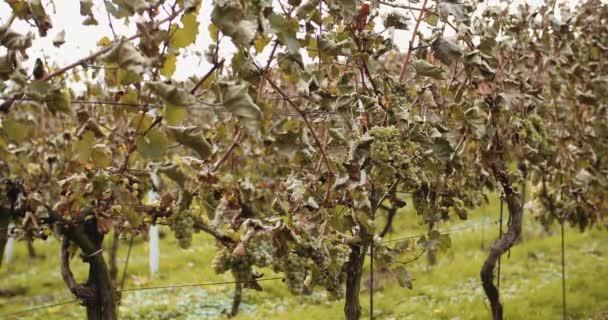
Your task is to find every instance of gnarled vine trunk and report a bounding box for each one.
[427,222,437,266]
[61,222,117,320]
[27,239,36,259]
[229,282,242,317]
[480,166,523,320]
[344,242,368,320]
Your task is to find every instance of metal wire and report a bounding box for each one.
[380,219,501,244]
[0,299,80,317]
[0,277,284,317]
[2,97,338,118]
[120,276,284,292]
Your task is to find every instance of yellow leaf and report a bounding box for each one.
[97,36,112,47]
[91,144,112,168]
[253,35,270,53]
[208,23,219,43]
[160,53,177,78]
[170,13,199,49]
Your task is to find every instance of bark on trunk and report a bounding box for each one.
[61,223,117,320]
[480,166,523,320]
[427,249,437,266]
[344,243,367,320]
[229,282,242,317]
[27,239,36,259]
[109,231,120,281]
[427,222,436,266]
[0,208,9,268]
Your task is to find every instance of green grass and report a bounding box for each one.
[1,198,607,319]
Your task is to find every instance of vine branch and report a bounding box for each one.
[261,74,334,205]
[399,0,428,82]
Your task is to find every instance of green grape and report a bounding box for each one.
[296,242,350,299]
[172,209,196,249]
[211,248,233,274]
[282,252,308,295]
[212,246,255,283]
[319,268,345,300]
[368,126,424,189]
[246,235,275,267]
[231,259,253,282]
[520,114,549,153]
[294,243,327,268]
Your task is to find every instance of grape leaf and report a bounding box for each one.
[412,60,445,79]
[165,103,185,125]
[91,144,112,168]
[220,82,262,121]
[432,37,462,66]
[438,0,471,25]
[80,0,94,15]
[0,27,33,50]
[167,126,213,160]
[53,30,66,47]
[72,131,96,162]
[170,13,199,49]
[160,52,177,78]
[136,129,169,160]
[147,81,195,106]
[211,0,257,47]
[384,12,409,30]
[101,40,148,74]
[394,266,413,289]
[45,87,71,115]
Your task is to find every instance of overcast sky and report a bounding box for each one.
[0,0,581,82]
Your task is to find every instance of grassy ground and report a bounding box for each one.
[1,198,607,320]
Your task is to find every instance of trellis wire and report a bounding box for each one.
[0,277,284,318]
[120,276,283,292]
[379,219,501,245]
[1,219,496,317]
[0,299,80,318]
[2,97,338,118]
[368,217,502,319]
[1,216,567,318]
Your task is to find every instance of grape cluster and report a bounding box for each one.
[172,209,196,249]
[314,267,345,300]
[368,126,425,189]
[369,126,404,163]
[246,235,275,267]
[294,243,326,267]
[211,248,232,274]
[330,243,351,266]
[286,242,351,298]
[280,252,308,295]
[518,114,554,161]
[211,246,253,282]
[231,259,253,282]
[211,236,272,284]
[196,187,221,219]
[321,243,350,299]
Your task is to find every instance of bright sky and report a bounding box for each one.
[0,0,580,82]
